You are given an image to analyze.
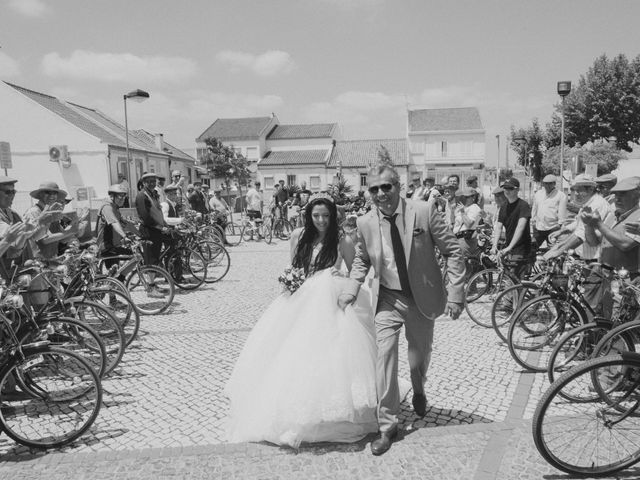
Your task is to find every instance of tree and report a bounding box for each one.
[327,177,354,205]
[509,118,545,182]
[201,137,251,211]
[541,142,626,177]
[547,53,640,152]
[377,145,394,167]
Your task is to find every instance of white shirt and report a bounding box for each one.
[246,188,262,211]
[532,188,567,231]
[453,203,481,234]
[379,203,404,291]
[160,200,183,226]
[574,194,615,260]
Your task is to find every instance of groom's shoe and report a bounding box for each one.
[412,393,427,417]
[370,428,398,456]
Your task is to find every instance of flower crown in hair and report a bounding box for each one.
[308,192,334,204]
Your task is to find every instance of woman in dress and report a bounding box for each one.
[225,194,378,448]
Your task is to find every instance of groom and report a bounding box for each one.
[339,163,465,455]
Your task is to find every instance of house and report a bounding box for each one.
[407,107,485,185]
[327,139,409,192]
[0,81,196,212]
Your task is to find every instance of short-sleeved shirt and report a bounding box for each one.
[453,203,482,234]
[498,198,532,252]
[574,194,615,260]
[532,188,567,231]
[601,207,640,273]
[24,204,63,259]
[0,208,29,260]
[96,201,124,251]
[246,188,262,211]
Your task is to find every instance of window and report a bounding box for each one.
[287,174,297,187]
[264,176,274,189]
[310,176,321,190]
[246,147,258,160]
[360,173,367,188]
[441,141,448,157]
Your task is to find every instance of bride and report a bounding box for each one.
[225,194,378,448]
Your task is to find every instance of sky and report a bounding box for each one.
[2,0,640,167]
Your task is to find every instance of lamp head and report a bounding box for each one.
[557,81,572,97]
[124,89,150,102]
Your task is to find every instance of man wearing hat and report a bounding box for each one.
[581,176,640,315]
[466,175,484,209]
[23,181,79,259]
[188,180,208,215]
[531,174,568,247]
[135,173,169,297]
[96,183,139,280]
[160,185,184,226]
[490,178,533,278]
[596,173,617,206]
[167,170,187,210]
[0,177,58,277]
[544,174,615,313]
[453,188,483,273]
[406,176,422,199]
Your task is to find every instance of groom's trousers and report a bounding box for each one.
[375,285,435,433]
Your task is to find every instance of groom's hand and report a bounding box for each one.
[446,301,463,320]
[338,293,356,310]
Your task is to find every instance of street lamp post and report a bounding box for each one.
[123,89,150,203]
[513,134,528,199]
[496,134,500,184]
[557,81,572,190]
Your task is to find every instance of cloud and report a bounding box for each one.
[0,52,20,76]
[305,91,405,123]
[7,0,49,17]
[41,50,198,83]
[216,50,295,77]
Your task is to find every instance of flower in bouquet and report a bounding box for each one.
[278,266,306,294]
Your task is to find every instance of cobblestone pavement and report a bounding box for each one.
[0,240,637,479]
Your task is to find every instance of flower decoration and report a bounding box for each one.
[278,266,306,294]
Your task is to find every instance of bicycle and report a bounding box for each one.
[532,352,640,477]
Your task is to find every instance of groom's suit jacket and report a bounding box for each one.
[346,198,465,319]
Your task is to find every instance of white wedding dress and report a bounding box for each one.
[225,244,378,448]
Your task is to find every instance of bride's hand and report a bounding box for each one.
[337,293,356,310]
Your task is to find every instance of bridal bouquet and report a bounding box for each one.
[278,266,306,294]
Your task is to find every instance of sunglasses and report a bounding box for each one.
[368,183,394,195]
[502,186,516,191]
[43,190,59,195]
[0,190,16,196]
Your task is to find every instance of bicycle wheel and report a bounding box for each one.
[20,317,107,378]
[465,269,516,328]
[274,219,293,240]
[491,282,541,343]
[0,346,102,449]
[201,243,230,283]
[225,222,242,246]
[68,300,126,376]
[166,248,207,290]
[262,222,273,244]
[547,322,614,399]
[241,225,254,242]
[85,286,140,347]
[126,265,175,315]
[594,320,640,359]
[507,295,586,372]
[533,354,640,477]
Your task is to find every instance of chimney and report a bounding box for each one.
[155,133,164,151]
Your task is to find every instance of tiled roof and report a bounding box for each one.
[260,149,329,166]
[327,139,408,168]
[5,82,193,162]
[5,82,135,148]
[408,107,484,132]
[196,117,273,142]
[266,123,336,140]
[133,129,195,161]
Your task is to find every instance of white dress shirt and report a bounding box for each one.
[379,203,404,291]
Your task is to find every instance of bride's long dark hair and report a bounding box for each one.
[292,197,339,274]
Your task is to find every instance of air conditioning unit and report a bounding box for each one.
[49,145,68,163]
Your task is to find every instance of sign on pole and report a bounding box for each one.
[584,163,598,178]
[0,142,12,170]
